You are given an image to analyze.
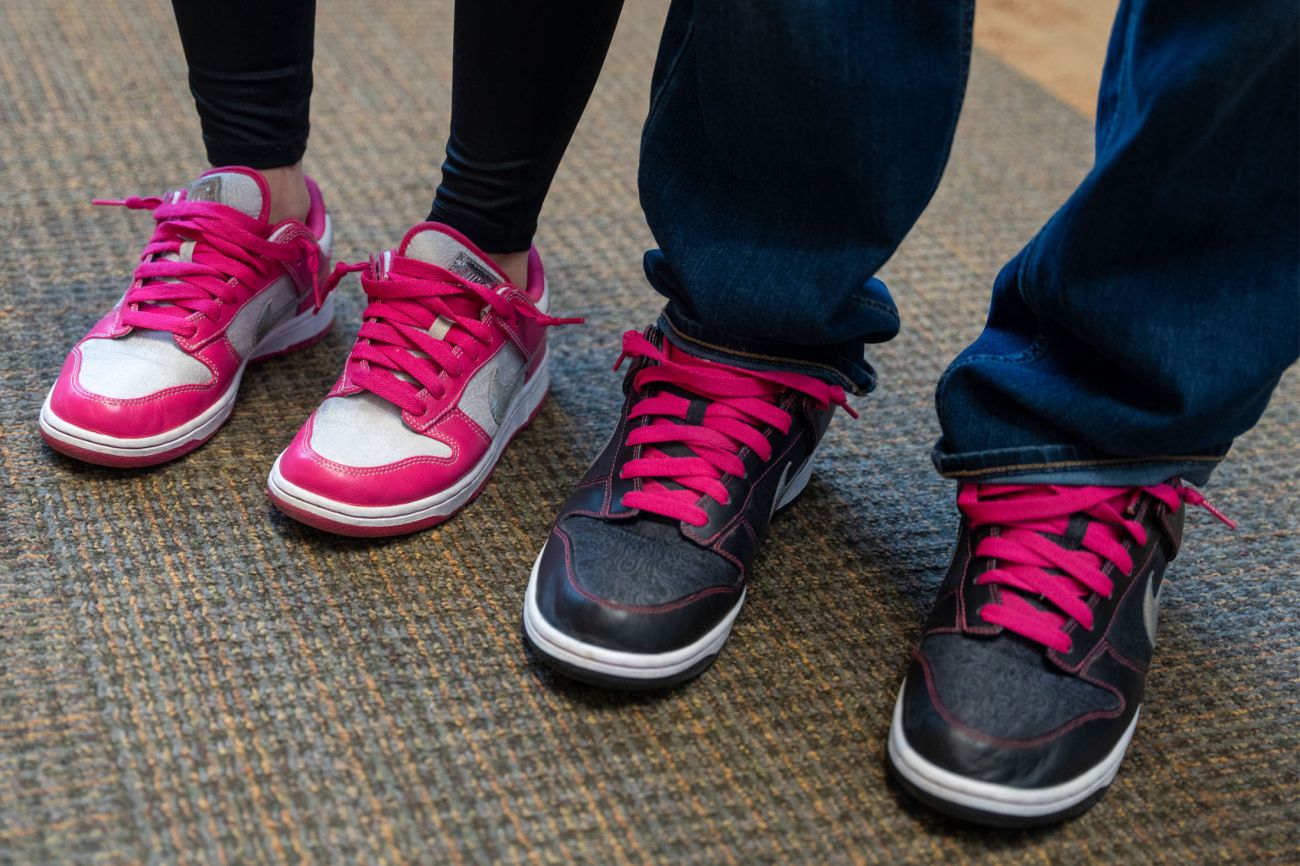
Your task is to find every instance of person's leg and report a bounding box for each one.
[639,0,976,392]
[931,0,1299,485]
[267,2,621,535]
[171,0,315,223]
[523,0,976,689]
[427,0,624,287]
[891,0,1299,827]
[43,0,333,467]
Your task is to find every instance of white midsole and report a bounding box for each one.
[520,442,818,680]
[887,682,1140,818]
[266,348,551,526]
[39,296,334,458]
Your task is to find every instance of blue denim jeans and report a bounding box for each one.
[638,0,1299,486]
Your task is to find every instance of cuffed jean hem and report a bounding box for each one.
[659,307,875,394]
[931,442,1230,487]
[203,138,308,171]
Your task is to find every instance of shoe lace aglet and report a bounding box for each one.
[92,195,165,210]
[831,386,859,419]
[1180,487,1237,529]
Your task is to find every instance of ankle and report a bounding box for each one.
[485,250,530,288]
[256,163,311,224]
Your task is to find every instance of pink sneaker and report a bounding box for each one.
[39,167,335,467]
[266,223,579,536]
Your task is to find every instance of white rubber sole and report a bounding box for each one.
[887,682,1140,822]
[40,297,335,463]
[521,444,818,684]
[266,348,551,532]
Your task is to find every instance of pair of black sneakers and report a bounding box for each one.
[523,326,1231,827]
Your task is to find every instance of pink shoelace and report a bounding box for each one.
[324,254,580,416]
[960,482,1235,652]
[94,193,326,337]
[614,330,856,527]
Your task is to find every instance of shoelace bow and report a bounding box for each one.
[614,330,856,527]
[324,254,581,415]
[94,193,327,337]
[960,482,1235,652]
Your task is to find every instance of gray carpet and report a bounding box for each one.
[1,1,1297,863]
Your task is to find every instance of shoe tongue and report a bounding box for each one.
[186,168,269,222]
[125,169,269,325]
[358,224,506,396]
[399,223,506,285]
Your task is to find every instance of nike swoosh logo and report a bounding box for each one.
[254,290,299,345]
[489,362,526,425]
[1143,571,1163,647]
[770,462,794,521]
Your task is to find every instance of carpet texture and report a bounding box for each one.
[1,2,1297,864]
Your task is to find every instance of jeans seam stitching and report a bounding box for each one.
[939,454,1226,478]
[1097,0,1139,155]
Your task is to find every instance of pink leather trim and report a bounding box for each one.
[524,247,544,303]
[398,222,509,282]
[275,410,494,508]
[302,175,328,237]
[48,339,232,439]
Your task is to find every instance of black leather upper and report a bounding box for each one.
[532,339,835,655]
[901,492,1185,788]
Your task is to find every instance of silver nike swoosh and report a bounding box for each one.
[254,291,300,345]
[770,462,794,521]
[489,362,526,425]
[1143,571,1164,647]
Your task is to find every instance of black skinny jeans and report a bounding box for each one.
[171,0,623,251]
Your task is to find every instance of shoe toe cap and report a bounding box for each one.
[898,637,1129,788]
[273,413,462,509]
[46,344,215,439]
[274,395,474,507]
[274,419,384,506]
[531,522,743,656]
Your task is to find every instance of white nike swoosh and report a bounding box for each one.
[770,462,794,521]
[1143,571,1163,647]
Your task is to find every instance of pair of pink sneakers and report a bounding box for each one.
[40,167,577,536]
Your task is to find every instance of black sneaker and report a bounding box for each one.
[888,481,1233,826]
[522,327,853,689]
